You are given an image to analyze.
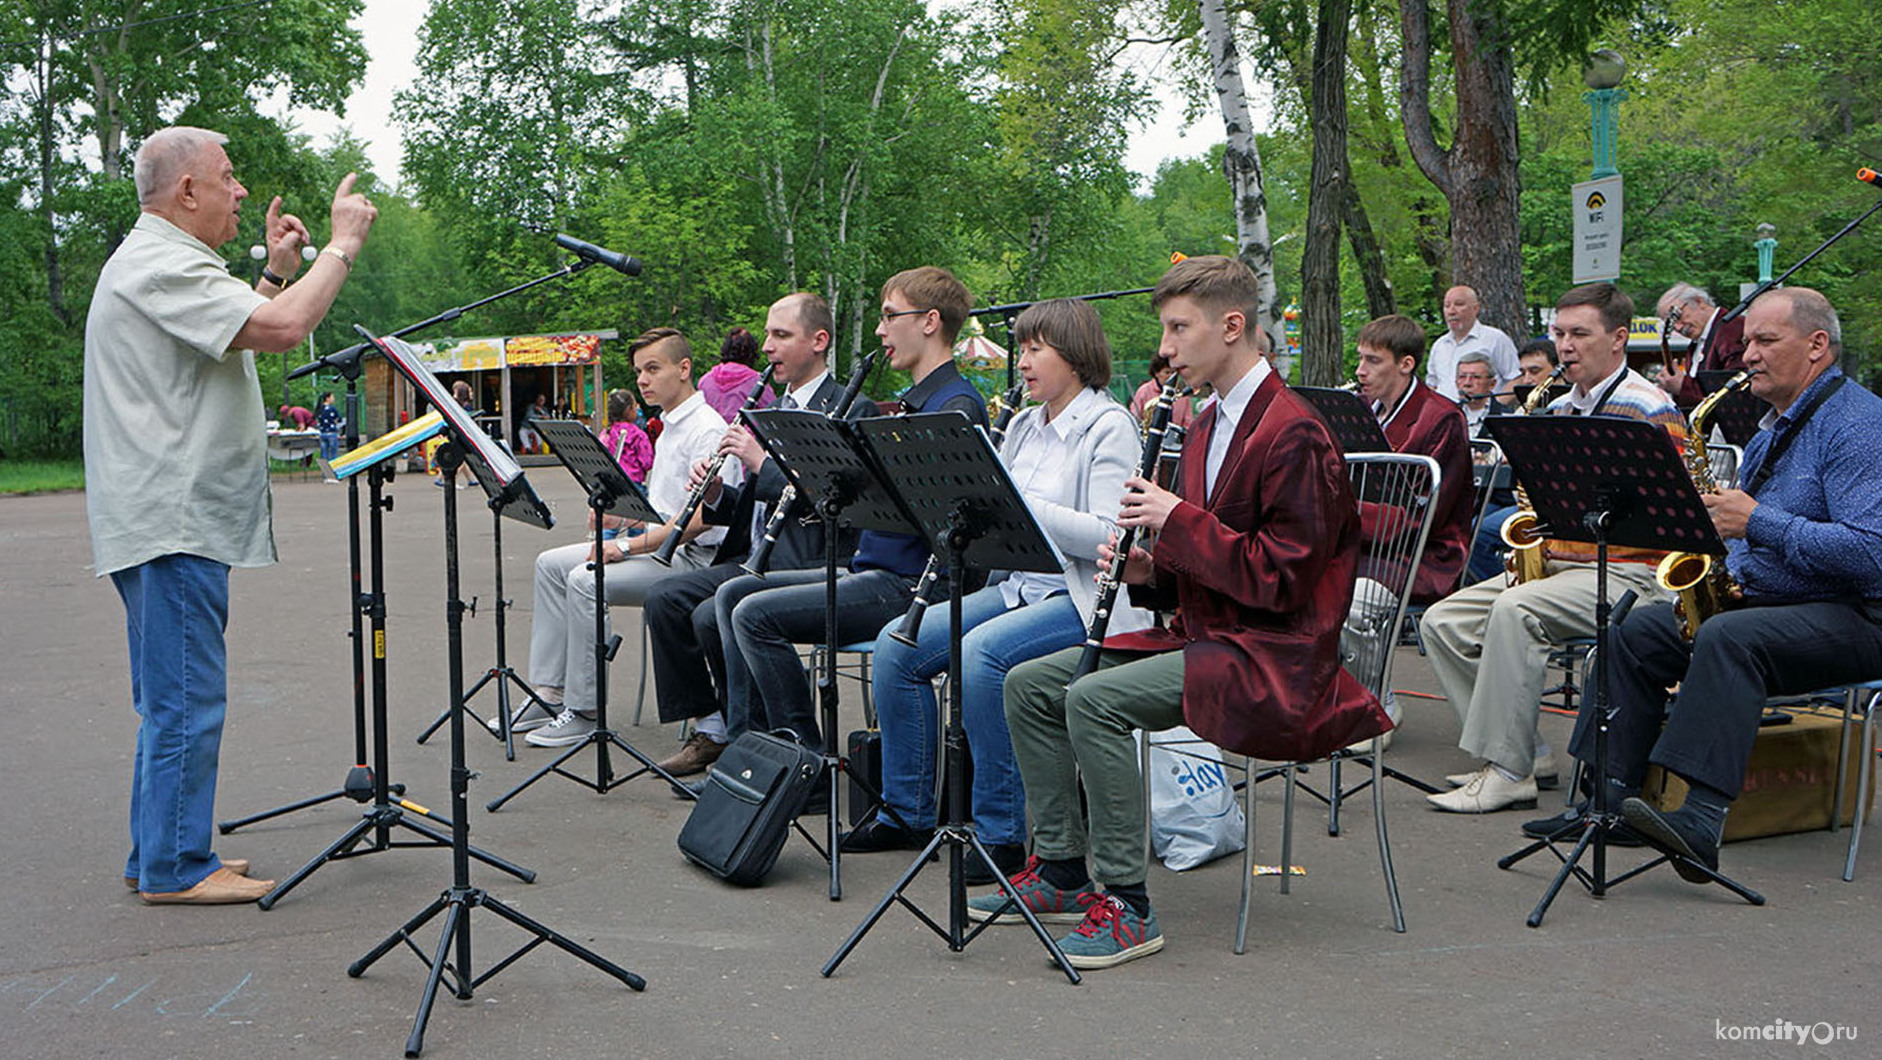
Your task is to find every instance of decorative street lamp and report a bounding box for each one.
[1754,222,1778,284]
[1583,49,1627,179]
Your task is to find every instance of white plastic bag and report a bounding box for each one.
[1144,725,1247,870]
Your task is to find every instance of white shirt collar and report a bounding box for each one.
[1212,358,1270,433]
[787,371,829,409]
[1566,360,1628,413]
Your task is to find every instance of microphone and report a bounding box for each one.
[1859,168,1882,189]
[554,233,642,276]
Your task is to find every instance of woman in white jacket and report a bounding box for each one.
[846,299,1152,882]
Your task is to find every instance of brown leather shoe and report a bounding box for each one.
[125,857,249,889]
[139,867,275,905]
[655,733,727,777]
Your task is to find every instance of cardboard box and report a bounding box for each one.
[1644,710,1875,843]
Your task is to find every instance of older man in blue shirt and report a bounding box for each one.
[1549,287,1882,879]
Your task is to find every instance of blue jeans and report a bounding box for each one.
[871,586,1083,844]
[111,554,232,892]
[725,567,915,748]
[1468,504,1518,585]
[318,430,340,462]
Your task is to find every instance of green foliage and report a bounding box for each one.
[0,458,84,494]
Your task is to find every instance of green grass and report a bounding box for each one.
[0,458,85,494]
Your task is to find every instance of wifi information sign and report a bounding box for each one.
[1572,175,1624,283]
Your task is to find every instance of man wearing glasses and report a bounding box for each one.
[717,267,987,755]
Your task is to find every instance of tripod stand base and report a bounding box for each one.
[822,825,1082,984]
[1499,813,1765,927]
[258,802,536,910]
[350,885,645,1058]
[417,666,545,761]
[486,726,696,811]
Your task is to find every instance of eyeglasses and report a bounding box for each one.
[879,307,932,324]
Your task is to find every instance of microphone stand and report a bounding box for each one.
[1713,193,1882,327]
[970,286,1154,396]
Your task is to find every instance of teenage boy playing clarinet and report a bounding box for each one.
[978,254,1389,968]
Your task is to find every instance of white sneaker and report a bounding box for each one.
[1427,766,1538,813]
[490,698,559,734]
[524,706,596,747]
[1447,752,1558,789]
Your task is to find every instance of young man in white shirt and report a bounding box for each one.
[521,328,733,747]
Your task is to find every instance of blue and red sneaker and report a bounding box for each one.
[965,856,1103,924]
[1055,894,1164,969]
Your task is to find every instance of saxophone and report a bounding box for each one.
[1655,368,1756,640]
[1498,363,1569,584]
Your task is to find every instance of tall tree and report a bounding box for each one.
[1297,0,1352,386]
[1196,0,1279,344]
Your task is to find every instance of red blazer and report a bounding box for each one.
[1109,370,1391,762]
[1365,379,1474,601]
[1673,312,1749,408]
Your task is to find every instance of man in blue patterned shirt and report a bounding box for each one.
[1565,287,1882,879]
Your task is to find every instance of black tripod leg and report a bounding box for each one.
[959,831,1081,984]
[349,890,452,978]
[822,828,950,976]
[1525,825,1599,928]
[418,669,501,745]
[600,731,698,797]
[485,736,599,811]
[218,788,349,834]
[478,893,647,990]
[258,811,381,910]
[402,898,467,1058]
[392,813,536,883]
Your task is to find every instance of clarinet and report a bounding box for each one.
[651,364,778,566]
[888,381,1028,647]
[1066,373,1186,685]
[740,349,882,576]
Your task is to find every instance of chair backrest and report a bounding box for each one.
[1710,442,1745,491]
[1466,439,1505,554]
[1346,452,1443,700]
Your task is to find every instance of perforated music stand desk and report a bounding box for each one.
[1482,413,1764,923]
[1697,370,1769,447]
[1294,387,1391,453]
[528,419,662,526]
[822,412,1079,983]
[741,407,927,900]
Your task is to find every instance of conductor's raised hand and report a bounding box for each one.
[328,172,378,255]
[1115,475,1180,535]
[263,195,309,277]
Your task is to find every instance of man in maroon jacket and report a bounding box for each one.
[1345,314,1474,745]
[972,256,1390,969]
[1655,283,1748,409]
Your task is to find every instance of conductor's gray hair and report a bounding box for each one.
[134,127,228,206]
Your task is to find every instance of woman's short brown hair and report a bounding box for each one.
[1014,298,1112,389]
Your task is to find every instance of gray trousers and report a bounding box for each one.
[528,540,709,713]
[1420,561,1664,776]
[1004,646,1186,888]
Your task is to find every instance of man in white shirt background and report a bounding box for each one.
[1426,284,1521,401]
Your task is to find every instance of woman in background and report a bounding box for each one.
[698,326,776,423]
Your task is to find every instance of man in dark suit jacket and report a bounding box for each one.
[1656,283,1748,409]
[643,293,853,776]
[980,256,1389,970]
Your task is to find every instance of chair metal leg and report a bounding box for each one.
[632,621,650,727]
[1235,754,1255,955]
[1372,750,1406,932]
[1846,691,1878,882]
[1832,687,1856,833]
[1280,764,1298,896]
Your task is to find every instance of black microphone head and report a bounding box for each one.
[554,233,642,277]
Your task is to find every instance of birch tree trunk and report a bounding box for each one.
[1197,0,1279,349]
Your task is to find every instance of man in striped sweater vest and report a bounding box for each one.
[1421,283,1687,814]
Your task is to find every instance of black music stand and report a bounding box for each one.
[1484,414,1766,926]
[417,438,549,759]
[241,409,536,911]
[820,413,1081,983]
[740,406,926,899]
[1294,387,1392,452]
[1696,370,1769,448]
[346,333,642,1058]
[484,417,696,811]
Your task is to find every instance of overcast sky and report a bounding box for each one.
[281,1,1230,194]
